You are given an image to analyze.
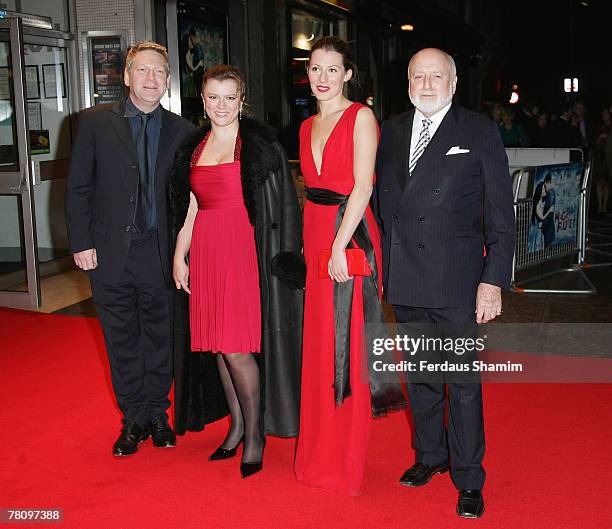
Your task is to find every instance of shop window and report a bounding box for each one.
[288,8,346,159]
[0,1,70,31]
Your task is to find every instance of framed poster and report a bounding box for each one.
[169,1,229,123]
[91,36,124,105]
[42,64,66,99]
[29,129,50,154]
[527,162,583,253]
[82,31,126,108]
[27,101,42,130]
[0,67,10,100]
[25,66,40,99]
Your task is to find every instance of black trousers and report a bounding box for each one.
[393,305,485,490]
[90,233,172,428]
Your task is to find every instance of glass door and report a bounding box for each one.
[24,34,75,277]
[0,17,39,308]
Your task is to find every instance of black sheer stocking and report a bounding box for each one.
[216,354,244,449]
[219,353,263,463]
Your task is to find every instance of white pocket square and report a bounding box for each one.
[446,146,470,155]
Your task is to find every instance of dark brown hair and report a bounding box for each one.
[201,64,247,101]
[308,37,358,84]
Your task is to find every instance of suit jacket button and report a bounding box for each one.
[392,214,399,220]
[418,215,425,222]
[434,188,441,195]
[271,222,278,229]
[131,164,137,171]
[125,225,131,232]
[129,196,135,203]
[417,243,425,250]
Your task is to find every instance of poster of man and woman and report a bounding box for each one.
[177,1,227,124]
[528,162,583,253]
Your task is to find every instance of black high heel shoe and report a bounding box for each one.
[208,436,244,461]
[240,438,266,479]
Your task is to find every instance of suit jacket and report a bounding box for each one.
[549,117,583,149]
[65,100,194,287]
[373,104,515,308]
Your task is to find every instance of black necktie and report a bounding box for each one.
[135,113,151,232]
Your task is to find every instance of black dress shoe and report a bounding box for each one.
[209,436,244,461]
[399,461,449,487]
[457,489,485,519]
[112,421,150,457]
[240,438,265,479]
[240,460,263,479]
[149,416,176,448]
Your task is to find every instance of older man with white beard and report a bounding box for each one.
[373,48,515,518]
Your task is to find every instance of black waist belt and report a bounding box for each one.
[306,187,406,417]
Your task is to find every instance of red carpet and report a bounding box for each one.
[1,308,611,528]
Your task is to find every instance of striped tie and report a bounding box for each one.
[409,118,432,175]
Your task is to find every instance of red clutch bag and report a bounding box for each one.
[318,248,372,279]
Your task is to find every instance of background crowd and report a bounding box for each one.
[482,99,611,215]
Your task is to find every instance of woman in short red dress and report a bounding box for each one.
[294,37,404,495]
[173,65,304,478]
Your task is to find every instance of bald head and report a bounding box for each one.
[408,48,456,79]
[408,48,457,117]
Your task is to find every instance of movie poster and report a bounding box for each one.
[527,162,583,253]
[177,1,228,124]
[91,37,124,105]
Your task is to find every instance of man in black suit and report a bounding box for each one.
[549,105,583,148]
[374,48,515,518]
[65,42,193,456]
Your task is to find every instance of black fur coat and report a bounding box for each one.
[169,117,304,437]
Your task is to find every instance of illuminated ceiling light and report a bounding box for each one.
[295,33,315,51]
[293,57,309,61]
[401,24,415,31]
[509,91,519,104]
[563,77,579,93]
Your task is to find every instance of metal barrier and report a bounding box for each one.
[511,160,597,294]
[508,148,583,200]
[585,221,612,266]
[583,158,612,266]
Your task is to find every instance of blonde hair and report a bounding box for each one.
[126,41,169,73]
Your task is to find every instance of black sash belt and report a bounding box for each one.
[306,187,406,417]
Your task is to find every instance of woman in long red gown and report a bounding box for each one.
[294,37,403,496]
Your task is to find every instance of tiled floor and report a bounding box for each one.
[54,297,98,317]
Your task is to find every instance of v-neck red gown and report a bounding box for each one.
[294,102,383,496]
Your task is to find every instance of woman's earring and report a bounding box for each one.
[203,107,207,119]
[239,106,242,120]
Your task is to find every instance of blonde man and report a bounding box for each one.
[66,41,193,456]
